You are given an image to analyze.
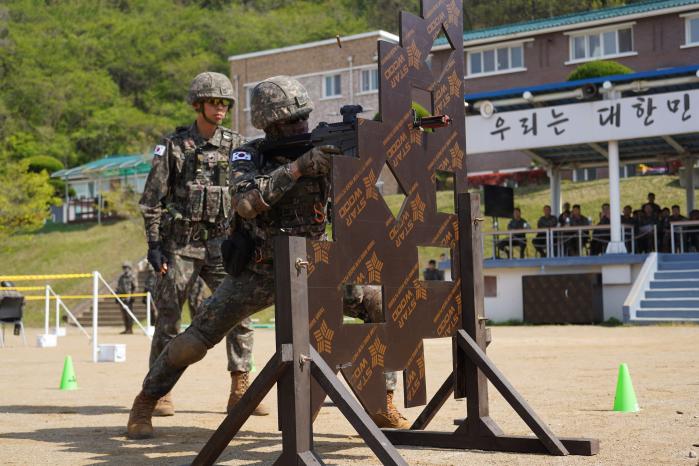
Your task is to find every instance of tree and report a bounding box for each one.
[0,162,57,237]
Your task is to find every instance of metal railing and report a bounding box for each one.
[484,224,644,259]
[670,220,699,253]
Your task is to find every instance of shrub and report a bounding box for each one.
[567,60,633,81]
[25,155,64,174]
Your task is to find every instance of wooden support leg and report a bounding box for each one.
[410,372,454,431]
[311,348,407,466]
[456,329,569,456]
[192,352,289,466]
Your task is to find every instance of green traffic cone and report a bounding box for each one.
[613,363,638,412]
[59,355,78,390]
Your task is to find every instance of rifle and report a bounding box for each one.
[258,104,451,159]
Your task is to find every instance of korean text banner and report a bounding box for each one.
[466,89,696,154]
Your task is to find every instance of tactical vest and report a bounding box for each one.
[247,154,329,264]
[166,125,237,244]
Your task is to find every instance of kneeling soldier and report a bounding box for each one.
[128,75,409,439]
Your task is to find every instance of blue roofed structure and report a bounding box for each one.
[51,154,150,200]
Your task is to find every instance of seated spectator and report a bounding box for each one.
[659,207,671,252]
[591,203,611,255]
[637,203,659,253]
[666,205,687,253]
[621,205,635,252]
[558,202,571,226]
[641,192,661,219]
[533,205,557,257]
[497,207,528,259]
[564,204,590,256]
[423,260,444,280]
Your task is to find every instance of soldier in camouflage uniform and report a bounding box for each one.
[116,261,138,334]
[127,75,407,439]
[138,72,266,419]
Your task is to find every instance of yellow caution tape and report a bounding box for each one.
[24,293,148,301]
[0,273,93,281]
[1,286,47,291]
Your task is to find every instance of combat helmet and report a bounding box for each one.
[250,76,313,130]
[187,72,235,106]
[122,261,132,269]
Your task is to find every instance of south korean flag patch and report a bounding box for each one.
[153,144,166,157]
[230,151,252,162]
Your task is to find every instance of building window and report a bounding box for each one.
[323,73,342,98]
[568,25,634,62]
[360,68,379,93]
[468,43,525,77]
[686,15,699,46]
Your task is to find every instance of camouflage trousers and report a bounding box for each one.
[143,269,397,397]
[343,285,397,392]
[119,298,135,332]
[150,250,253,373]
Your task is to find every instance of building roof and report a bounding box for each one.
[227,30,399,62]
[434,0,699,47]
[52,154,150,180]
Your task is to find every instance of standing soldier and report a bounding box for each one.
[139,71,267,418]
[126,75,408,439]
[116,261,138,335]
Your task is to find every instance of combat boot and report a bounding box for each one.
[370,390,410,429]
[227,371,270,416]
[152,391,175,417]
[126,390,159,439]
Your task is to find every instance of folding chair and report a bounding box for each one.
[0,296,28,347]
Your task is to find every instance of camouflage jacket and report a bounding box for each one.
[140,122,245,258]
[116,270,138,295]
[229,138,329,266]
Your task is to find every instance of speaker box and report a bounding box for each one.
[483,185,514,218]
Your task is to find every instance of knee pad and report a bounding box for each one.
[166,332,208,368]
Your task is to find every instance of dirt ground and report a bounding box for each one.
[0,325,697,465]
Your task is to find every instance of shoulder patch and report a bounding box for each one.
[153,144,166,156]
[230,151,252,162]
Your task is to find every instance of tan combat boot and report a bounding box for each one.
[152,391,175,417]
[126,391,159,439]
[227,371,270,416]
[370,390,410,429]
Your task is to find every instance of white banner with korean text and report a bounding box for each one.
[465,89,697,154]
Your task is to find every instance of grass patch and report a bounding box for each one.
[1,219,147,326]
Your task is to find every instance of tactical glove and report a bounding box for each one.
[147,241,168,273]
[296,145,342,177]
